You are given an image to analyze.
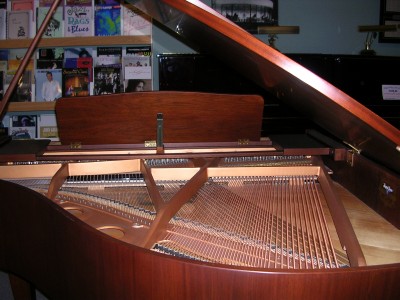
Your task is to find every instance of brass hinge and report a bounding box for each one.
[238,139,250,145]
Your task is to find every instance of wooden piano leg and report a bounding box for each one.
[8,274,36,300]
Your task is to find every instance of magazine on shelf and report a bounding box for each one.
[66,0,92,5]
[124,78,151,92]
[94,4,121,36]
[35,69,62,102]
[7,58,34,71]
[36,47,64,69]
[122,56,150,68]
[64,57,93,69]
[64,47,93,59]
[125,45,152,57]
[37,113,59,141]
[10,115,37,139]
[6,10,32,39]
[8,48,28,60]
[0,8,6,39]
[62,68,90,97]
[64,57,93,81]
[10,0,34,11]
[93,66,121,95]
[64,3,93,37]
[95,46,122,66]
[0,70,3,101]
[0,60,7,74]
[95,56,121,67]
[37,47,64,60]
[0,50,7,61]
[36,6,64,38]
[36,58,63,69]
[122,3,151,36]
[95,0,120,5]
[122,46,152,92]
[38,0,55,7]
[97,46,122,57]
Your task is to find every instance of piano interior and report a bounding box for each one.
[2,156,357,270]
[1,0,400,299]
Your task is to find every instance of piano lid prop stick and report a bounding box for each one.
[156,113,164,154]
[0,0,63,119]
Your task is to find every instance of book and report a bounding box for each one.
[6,10,32,39]
[64,4,93,37]
[122,4,151,36]
[93,66,121,95]
[10,115,37,139]
[62,68,90,97]
[35,69,62,102]
[36,6,63,38]
[94,5,121,36]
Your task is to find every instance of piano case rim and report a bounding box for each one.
[1,177,400,299]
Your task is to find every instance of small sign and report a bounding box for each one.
[382,85,400,100]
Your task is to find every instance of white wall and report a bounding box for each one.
[276,0,399,55]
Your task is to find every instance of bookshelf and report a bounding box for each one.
[1,2,154,141]
[7,101,55,112]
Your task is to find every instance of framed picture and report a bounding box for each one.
[380,0,400,43]
[211,0,278,33]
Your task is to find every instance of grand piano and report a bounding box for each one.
[1,0,400,299]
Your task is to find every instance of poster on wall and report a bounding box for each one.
[211,0,278,33]
[380,0,400,43]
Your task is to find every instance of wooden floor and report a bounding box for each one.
[333,182,400,266]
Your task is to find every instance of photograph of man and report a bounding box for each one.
[41,71,61,101]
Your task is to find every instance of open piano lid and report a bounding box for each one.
[129,0,400,174]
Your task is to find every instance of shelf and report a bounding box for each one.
[7,102,56,112]
[0,35,151,49]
